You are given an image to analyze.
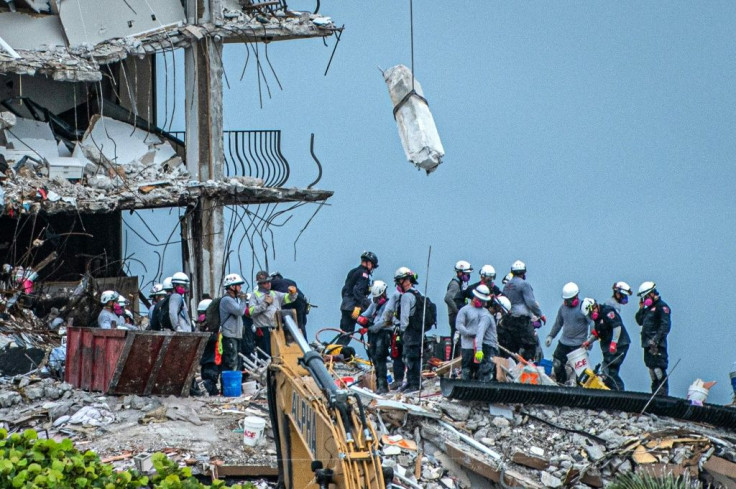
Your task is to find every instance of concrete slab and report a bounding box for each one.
[0,12,66,50]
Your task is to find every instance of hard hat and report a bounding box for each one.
[149,283,165,297]
[117,295,128,306]
[472,284,492,302]
[581,297,597,316]
[162,277,173,291]
[454,260,473,273]
[637,281,656,297]
[100,290,119,304]
[494,295,511,313]
[256,270,271,284]
[197,298,213,313]
[511,260,526,273]
[371,280,387,298]
[613,281,633,296]
[562,282,579,299]
[480,264,496,279]
[223,273,245,288]
[124,309,134,320]
[171,272,190,286]
[269,271,283,279]
[502,272,513,285]
[394,266,415,282]
[361,251,379,268]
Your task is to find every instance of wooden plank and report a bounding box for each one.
[703,456,736,489]
[511,451,550,470]
[435,357,461,376]
[444,441,500,483]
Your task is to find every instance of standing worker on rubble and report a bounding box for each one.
[395,267,422,393]
[98,290,121,329]
[381,282,405,390]
[149,277,173,331]
[270,271,309,339]
[356,280,392,394]
[635,281,672,396]
[219,273,248,373]
[249,271,298,356]
[606,282,633,313]
[465,265,502,300]
[545,282,590,385]
[581,298,630,390]
[337,251,378,346]
[455,285,495,381]
[168,272,192,332]
[147,284,165,326]
[195,299,221,395]
[502,260,546,361]
[445,260,473,356]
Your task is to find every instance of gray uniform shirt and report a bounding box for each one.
[549,303,591,346]
[98,309,119,329]
[455,304,493,349]
[502,276,543,318]
[604,297,621,313]
[380,290,401,327]
[168,293,192,332]
[248,288,296,329]
[399,288,417,333]
[220,295,246,339]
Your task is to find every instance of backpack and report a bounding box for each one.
[408,289,437,332]
[149,301,161,331]
[156,295,174,331]
[203,297,223,332]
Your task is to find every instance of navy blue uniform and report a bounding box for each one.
[337,265,372,346]
[635,297,671,395]
[590,304,630,391]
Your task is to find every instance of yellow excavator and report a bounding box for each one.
[267,312,389,489]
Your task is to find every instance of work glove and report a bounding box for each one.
[582,341,591,350]
[264,295,274,305]
[531,318,543,329]
[474,350,484,362]
[288,285,297,295]
[351,306,361,320]
[356,316,369,326]
[540,315,547,325]
[545,336,552,347]
[609,342,618,354]
[359,327,368,335]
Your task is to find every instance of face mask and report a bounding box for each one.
[197,313,206,322]
[462,273,470,282]
[619,295,629,305]
[643,297,653,307]
[472,298,483,308]
[377,297,387,307]
[591,310,599,320]
[396,285,403,294]
[175,285,187,295]
[565,297,579,307]
[113,304,123,315]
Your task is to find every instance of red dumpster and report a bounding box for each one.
[65,327,210,396]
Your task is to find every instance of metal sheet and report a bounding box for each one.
[65,327,127,392]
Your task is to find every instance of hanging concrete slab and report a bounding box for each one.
[0,12,66,51]
[58,0,186,47]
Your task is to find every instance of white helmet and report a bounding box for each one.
[150,283,165,297]
[171,272,190,286]
[580,297,597,316]
[100,290,119,304]
[480,265,496,280]
[197,299,213,313]
[117,295,128,306]
[162,277,173,291]
[511,260,526,273]
[637,281,656,297]
[394,266,413,281]
[494,295,511,313]
[124,309,134,321]
[502,272,513,285]
[223,273,245,288]
[371,280,387,298]
[562,282,579,299]
[613,281,633,296]
[472,284,492,302]
[454,260,473,273]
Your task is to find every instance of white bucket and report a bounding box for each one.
[687,385,709,405]
[566,348,589,377]
[242,381,258,397]
[241,416,266,447]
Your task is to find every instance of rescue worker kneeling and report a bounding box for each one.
[455,285,495,381]
[356,280,392,394]
[580,298,631,391]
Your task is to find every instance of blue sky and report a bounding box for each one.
[128,1,736,403]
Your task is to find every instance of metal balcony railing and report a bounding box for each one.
[166,130,313,188]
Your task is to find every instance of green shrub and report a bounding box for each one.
[0,429,254,489]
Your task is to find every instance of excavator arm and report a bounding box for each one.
[268,312,388,489]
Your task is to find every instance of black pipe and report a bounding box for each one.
[441,379,736,430]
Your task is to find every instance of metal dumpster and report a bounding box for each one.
[65,327,210,396]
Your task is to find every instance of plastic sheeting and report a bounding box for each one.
[384,64,444,174]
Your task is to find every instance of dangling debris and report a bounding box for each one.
[384,64,444,174]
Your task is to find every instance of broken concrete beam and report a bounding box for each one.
[511,451,550,470]
[703,456,736,489]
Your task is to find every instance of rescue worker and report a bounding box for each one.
[395,267,422,393]
[196,299,220,396]
[380,281,405,390]
[465,265,502,300]
[445,260,473,356]
[270,271,309,338]
[502,273,513,286]
[147,283,165,324]
[501,260,545,361]
[580,298,630,391]
[249,271,298,356]
[606,281,633,313]
[545,282,589,384]
[169,272,192,332]
[455,285,495,382]
[98,290,121,329]
[635,281,671,396]
[356,280,392,394]
[220,273,248,372]
[337,251,378,346]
